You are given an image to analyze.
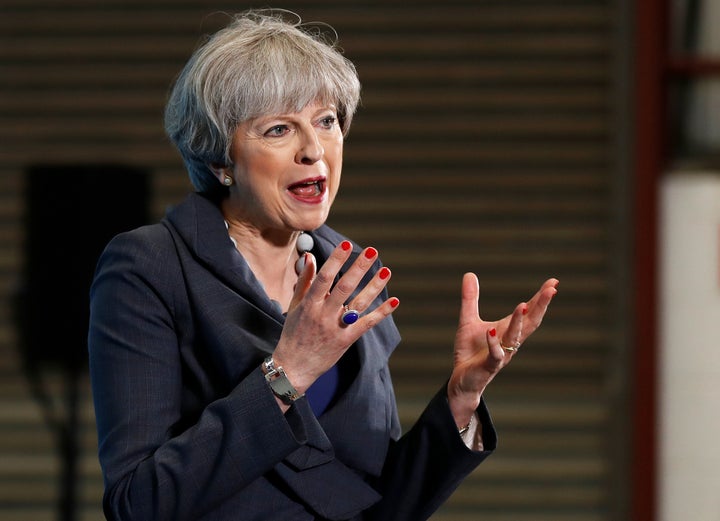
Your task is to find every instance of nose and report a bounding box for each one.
[295,129,324,165]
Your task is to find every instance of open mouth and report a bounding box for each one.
[287,178,326,199]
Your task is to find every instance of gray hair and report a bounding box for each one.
[164,9,361,194]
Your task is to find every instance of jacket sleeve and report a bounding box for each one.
[88,228,312,521]
[366,380,497,521]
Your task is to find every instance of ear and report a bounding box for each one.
[209,163,231,185]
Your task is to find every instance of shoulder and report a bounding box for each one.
[91,222,184,317]
[94,222,179,287]
[102,223,174,264]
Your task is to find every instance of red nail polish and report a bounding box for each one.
[340,240,352,251]
[522,305,528,315]
[364,247,377,259]
[379,267,391,280]
[489,328,496,337]
[389,297,400,308]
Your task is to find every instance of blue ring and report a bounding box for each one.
[341,309,359,325]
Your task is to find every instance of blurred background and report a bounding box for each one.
[0,0,717,520]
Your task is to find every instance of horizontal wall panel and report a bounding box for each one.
[0,1,629,520]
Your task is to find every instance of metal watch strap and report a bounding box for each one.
[263,356,303,404]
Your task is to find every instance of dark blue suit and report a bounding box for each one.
[88,192,496,520]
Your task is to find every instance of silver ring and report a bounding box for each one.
[341,305,359,326]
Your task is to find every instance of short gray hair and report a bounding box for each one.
[164,9,361,194]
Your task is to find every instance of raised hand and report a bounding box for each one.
[273,241,399,396]
[447,273,559,429]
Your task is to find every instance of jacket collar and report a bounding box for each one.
[165,192,286,323]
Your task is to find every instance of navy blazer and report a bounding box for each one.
[88,192,496,521]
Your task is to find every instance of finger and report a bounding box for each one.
[501,302,526,350]
[527,278,559,310]
[326,246,379,308]
[288,252,316,312]
[305,240,354,301]
[486,327,505,364]
[523,278,559,334]
[458,272,480,327]
[347,266,392,312]
[354,296,400,331]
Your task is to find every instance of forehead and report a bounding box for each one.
[248,101,338,123]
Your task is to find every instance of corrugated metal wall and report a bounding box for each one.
[0,1,631,520]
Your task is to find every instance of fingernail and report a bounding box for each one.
[340,240,352,251]
[489,328,496,337]
[389,297,400,308]
[522,305,528,315]
[295,252,312,274]
[364,247,377,259]
[379,267,391,280]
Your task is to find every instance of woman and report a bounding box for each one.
[88,9,558,521]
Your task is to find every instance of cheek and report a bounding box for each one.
[327,159,343,197]
[327,139,344,177]
[236,153,285,190]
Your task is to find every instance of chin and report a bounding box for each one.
[299,211,330,232]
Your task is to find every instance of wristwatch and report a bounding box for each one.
[262,356,304,404]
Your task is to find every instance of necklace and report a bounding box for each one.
[294,232,314,274]
[224,222,313,276]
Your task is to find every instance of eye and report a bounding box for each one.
[319,115,337,129]
[264,125,289,137]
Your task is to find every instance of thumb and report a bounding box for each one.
[289,252,316,312]
[458,272,480,327]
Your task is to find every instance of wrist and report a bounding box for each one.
[262,356,304,405]
[447,381,482,430]
[267,352,314,395]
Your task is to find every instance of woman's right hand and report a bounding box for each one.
[271,240,399,398]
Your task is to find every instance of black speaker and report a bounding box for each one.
[16,164,150,371]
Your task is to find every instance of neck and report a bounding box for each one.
[223,220,302,312]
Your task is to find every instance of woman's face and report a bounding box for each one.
[217,101,344,234]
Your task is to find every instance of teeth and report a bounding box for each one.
[289,180,323,197]
[292,180,322,189]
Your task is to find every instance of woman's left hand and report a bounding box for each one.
[447,273,559,429]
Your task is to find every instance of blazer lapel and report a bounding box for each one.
[166,193,286,323]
